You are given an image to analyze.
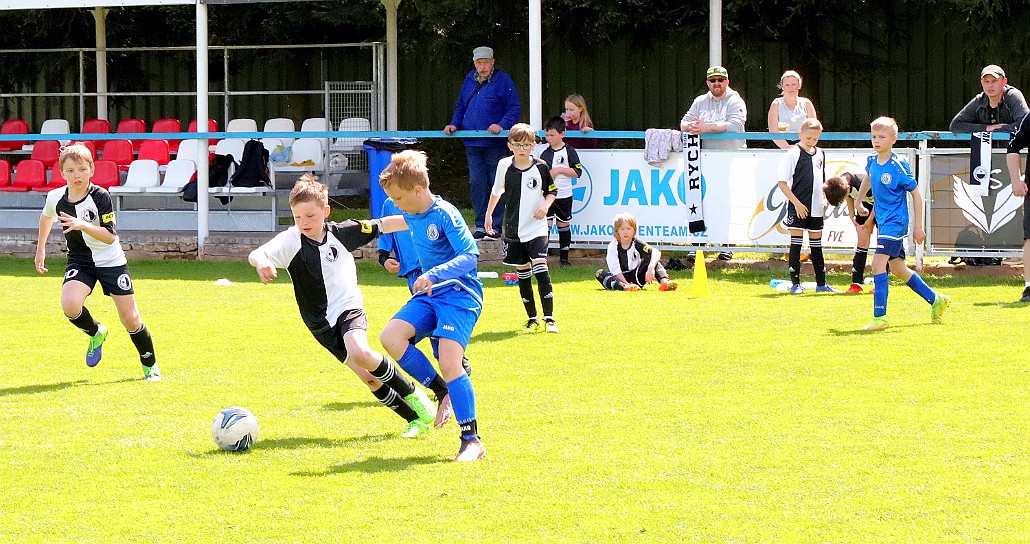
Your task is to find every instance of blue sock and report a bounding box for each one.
[396,344,438,388]
[448,374,477,439]
[906,273,936,304]
[873,272,889,317]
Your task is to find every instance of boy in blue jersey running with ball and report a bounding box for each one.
[855,117,950,331]
[377,150,486,462]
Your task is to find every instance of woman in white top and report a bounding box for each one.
[767,70,817,149]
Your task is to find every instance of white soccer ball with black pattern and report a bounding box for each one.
[211,407,259,452]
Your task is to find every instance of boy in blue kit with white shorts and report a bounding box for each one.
[377,150,486,462]
[485,123,559,332]
[855,117,950,331]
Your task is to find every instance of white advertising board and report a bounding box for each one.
[566,148,916,249]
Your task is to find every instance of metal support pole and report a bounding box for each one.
[196,0,210,252]
[92,7,109,121]
[709,0,722,67]
[382,0,400,131]
[529,0,542,129]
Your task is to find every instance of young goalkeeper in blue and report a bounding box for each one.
[377,150,486,462]
[855,117,950,331]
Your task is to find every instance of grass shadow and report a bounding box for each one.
[323,401,378,412]
[471,330,520,342]
[827,322,922,336]
[292,455,445,476]
[0,380,88,397]
[192,433,397,458]
[973,301,1025,308]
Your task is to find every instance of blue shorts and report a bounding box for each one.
[392,291,481,349]
[402,268,423,294]
[875,236,906,260]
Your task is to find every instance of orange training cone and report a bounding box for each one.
[692,250,709,298]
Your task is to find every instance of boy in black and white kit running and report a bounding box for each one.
[485,123,559,332]
[536,116,582,267]
[249,174,438,438]
[34,143,159,380]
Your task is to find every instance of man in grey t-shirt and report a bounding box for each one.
[680,65,749,150]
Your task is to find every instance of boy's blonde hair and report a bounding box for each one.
[870,116,899,136]
[508,123,535,143]
[379,149,429,190]
[613,212,637,236]
[800,118,823,132]
[59,143,94,170]
[289,174,329,207]
[565,94,593,128]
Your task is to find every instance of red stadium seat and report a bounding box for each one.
[70,140,99,162]
[138,139,170,166]
[4,159,47,191]
[91,160,120,189]
[188,119,218,147]
[0,159,11,188]
[82,118,111,147]
[101,139,134,171]
[33,165,66,192]
[30,140,61,173]
[116,118,147,150]
[0,119,29,152]
[152,118,183,151]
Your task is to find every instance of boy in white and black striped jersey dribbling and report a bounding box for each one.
[34,143,160,380]
[249,175,438,438]
[486,123,559,333]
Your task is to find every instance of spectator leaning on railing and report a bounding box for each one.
[950,64,1029,134]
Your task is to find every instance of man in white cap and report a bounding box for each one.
[950,64,1028,134]
[444,46,522,240]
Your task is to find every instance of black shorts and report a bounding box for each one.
[547,196,573,223]
[855,202,875,226]
[1024,197,1030,240]
[502,235,549,266]
[783,208,824,231]
[309,308,368,363]
[64,263,134,296]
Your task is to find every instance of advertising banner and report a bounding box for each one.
[927,151,1024,251]
[569,148,916,249]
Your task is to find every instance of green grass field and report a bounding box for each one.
[1,255,1027,542]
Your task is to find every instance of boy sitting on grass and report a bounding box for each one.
[595,212,677,292]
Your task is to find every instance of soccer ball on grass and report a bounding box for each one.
[211,407,259,452]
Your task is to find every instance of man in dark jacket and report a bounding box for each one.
[950,64,1029,134]
[444,46,522,240]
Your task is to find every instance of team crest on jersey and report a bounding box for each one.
[557,156,566,166]
[326,246,340,262]
[880,173,892,185]
[82,209,98,223]
[426,223,440,241]
[117,274,132,291]
[64,269,78,280]
[526,176,540,190]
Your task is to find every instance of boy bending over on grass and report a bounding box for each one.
[486,123,559,333]
[827,170,876,294]
[377,150,486,462]
[856,117,950,331]
[34,143,160,381]
[595,212,677,292]
[249,174,436,438]
[378,195,473,428]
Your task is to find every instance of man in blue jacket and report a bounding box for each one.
[444,46,522,240]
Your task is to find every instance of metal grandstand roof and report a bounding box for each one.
[0,1,312,7]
